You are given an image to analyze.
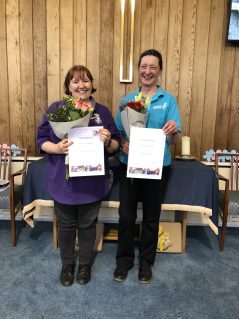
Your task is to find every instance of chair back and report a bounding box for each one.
[214,153,239,251]
[215,153,239,191]
[0,148,11,181]
[0,147,27,246]
[0,147,27,184]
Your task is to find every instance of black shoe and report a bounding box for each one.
[76,264,91,285]
[113,265,132,282]
[60,264,75,287]
[138,261,152,284]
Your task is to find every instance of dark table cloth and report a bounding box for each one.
[23,156,218,233]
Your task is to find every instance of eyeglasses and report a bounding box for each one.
[139,65,159,71]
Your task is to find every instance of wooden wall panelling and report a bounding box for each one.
[214,0,235,150]
[73,0,87,65]
[20,0,35,154]
[6,0,22,147]
[60,0,73,97]
[153,0,170,88]
[140,0,155,52]
[33,0,47,155]
[165,0,183,98]
[177,0,197,156]
[200,0,224,156]
[0,0,10,144]
[112,0,126,117]
[165,0,183,157]
[1,0,238,157]
[86,0,100,102]
[46,0,60,105]
[99,0,114,110]
[228,47,239,150]
[190,0,211,159]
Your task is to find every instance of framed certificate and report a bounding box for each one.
[68,126,105,177]
[127,127,166,179]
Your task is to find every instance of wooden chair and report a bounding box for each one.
[0,147,27,246]
[215,153,239,251]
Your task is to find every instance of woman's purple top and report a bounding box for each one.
[37,98,120,205]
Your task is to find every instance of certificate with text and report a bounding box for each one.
[127,127,166,179]
[68,126,104,177]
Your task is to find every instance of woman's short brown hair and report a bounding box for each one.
[64,65,97,95]
[138,49,163,70]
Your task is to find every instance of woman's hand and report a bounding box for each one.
[162,120,179,145]
[41,139,73,154]
[121,139,129,154]
[162,120,178,135]
[99,128,111,146]
[57,139,73,154]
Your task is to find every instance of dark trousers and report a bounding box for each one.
[116,163,170,267]
[54,200,101,265]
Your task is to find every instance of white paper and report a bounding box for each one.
[127,127,166,179]
[68,126,105,177]
[120,107,148,138]
[49,112,91,139]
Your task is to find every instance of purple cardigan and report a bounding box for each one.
[37,99,120,205]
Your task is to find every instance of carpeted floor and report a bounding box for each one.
[0,220,239,319]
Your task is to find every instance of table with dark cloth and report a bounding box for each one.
[22,156,218,235]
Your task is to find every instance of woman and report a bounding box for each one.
[37,65,120,287]
[114,49,181,283]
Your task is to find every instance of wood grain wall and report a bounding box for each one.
[0,0,238,158]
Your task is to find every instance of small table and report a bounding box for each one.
[22,156,218,252]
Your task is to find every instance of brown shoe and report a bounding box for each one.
[76,264,91,285]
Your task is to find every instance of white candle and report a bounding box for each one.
[182,136,190,155]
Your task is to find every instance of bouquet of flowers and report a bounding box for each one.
[46,95,94,139]
[120,92,150,138]
[46,95,94,179]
